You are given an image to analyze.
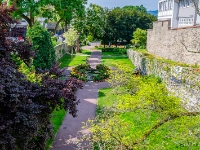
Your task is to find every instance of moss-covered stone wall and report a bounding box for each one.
[127,49,200,112]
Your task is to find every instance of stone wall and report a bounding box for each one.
[147,20,200,65]
[127,49,200,112]
[54,43,72,60]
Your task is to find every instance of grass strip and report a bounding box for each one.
[45,109,66,150]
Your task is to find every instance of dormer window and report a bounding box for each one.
[186,0,190,6]
[180,0,186,7]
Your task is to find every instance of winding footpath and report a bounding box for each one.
[52,47,109,150]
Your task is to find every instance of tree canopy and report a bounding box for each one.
[9,0,86,30]
[77,4,156,45]
[105,5,156,44]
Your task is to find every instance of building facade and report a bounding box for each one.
[158,0,200,28]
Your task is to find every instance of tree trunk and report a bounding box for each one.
[64,20,68,32]
[53,18,63,35]
[76,37,80,53]
[30,11,34,27]
[21,13,32,27]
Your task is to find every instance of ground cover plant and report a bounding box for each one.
[0,7,82,149]
[81,63,200,149]
[71,64,110,82]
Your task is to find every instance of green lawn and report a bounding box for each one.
[101,51,134,70]
[58,50,91,68]
[97,88,117,109]
[46,109,66,150]
[81,49,92,55]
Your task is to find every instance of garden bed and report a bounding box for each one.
[71,64,110,82]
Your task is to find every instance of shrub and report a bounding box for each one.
[101,48,127,54]
[12,54,42,84]
[27,23,56,69]
[86,34,94,42]
[0,7,82,149]
[51,36,59,47]
[131,28,147,48]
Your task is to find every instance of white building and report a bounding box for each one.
[158,0,200,28]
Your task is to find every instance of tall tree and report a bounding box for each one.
[106,6,156,45]
[63,27,79,58]
[50,0,87,34]
[85,3,107,40]
[10,0,86,31]
[11,0,52,27]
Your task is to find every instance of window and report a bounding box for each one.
[180,0,186,7]
[179,17,194,25]
[186,0,190,6]
[163,1,166,11]
[166,0,169,10]
[159,2,162,11]
[168,0,172,10]
[170,0,173,9]
[161,2,164,11]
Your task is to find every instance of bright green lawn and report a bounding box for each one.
[97,88,117,109]
[81,49,92,55]
[58,50,91,68]
[46,109,66,150]
[101,51,134,70]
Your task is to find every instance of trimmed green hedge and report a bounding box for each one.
[100,48,127,54]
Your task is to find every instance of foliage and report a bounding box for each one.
[50,0,86,33]
[86,34,94,42]
[10,0,86,31]
[85,4,107,40]
[131,28,147,48]
[71,64,110,82]
[63,27,79,46]
[27,23,56,69]
[51,36,59,47]
[81,64,200,149]
[73,3,108,44]
[0,7,82,149]
[10,0,52,27]
[101,47,127,54]
[106,6,156,44]
[12,54,43,84]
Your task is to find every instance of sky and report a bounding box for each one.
[86,0,158,11]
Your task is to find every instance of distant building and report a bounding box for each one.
[158,0,200,28]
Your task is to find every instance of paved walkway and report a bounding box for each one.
[52,47,109,150]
